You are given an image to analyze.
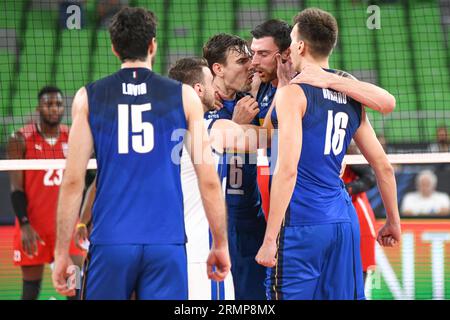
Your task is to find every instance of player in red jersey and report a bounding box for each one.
[7,86,84,300]
[341,142,377,284]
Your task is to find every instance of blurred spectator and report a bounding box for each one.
[401,170,450,216]
[428,126,450,153]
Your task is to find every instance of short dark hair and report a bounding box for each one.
[251,19,292,52]
[203,33,250,72]
[168,57,209,87]
[38,86,62,101]
[293,8,338,58]
[109,7,157,62]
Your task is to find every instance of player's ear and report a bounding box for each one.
[148,38,157,58]
[193,83,204,98]
[111,45,120,59]
[298,40,306,56]
[211,63,223,78]
[281,48,291,60]
[36,98,42,112]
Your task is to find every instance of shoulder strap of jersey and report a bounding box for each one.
[203,118,225,156]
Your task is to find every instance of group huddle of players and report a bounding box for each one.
[8,6,401,300]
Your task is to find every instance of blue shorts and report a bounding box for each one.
[81,244,188,300]
[266,207,365,300]
[228,210,267,300]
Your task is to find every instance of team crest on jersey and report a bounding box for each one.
[62,143,69,158]
[260,95,270,108]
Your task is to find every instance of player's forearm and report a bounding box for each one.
[328,75,396,114]
[198,171,228,248]
[264,168,297,243]
[373,163,400,224]
[55,177,85,256]
[239,125,265,152]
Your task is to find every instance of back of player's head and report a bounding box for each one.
[168,57,209,87]
[38,86,62,101]
[203,33,250,71]
[109,7,157,62]
[251,19,292,52]
[293,8,338,58]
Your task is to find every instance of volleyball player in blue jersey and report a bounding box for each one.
[203,34,267,299]
[251,20,294,125]
[256,8,401,300]
[251,19,396,180]
[73,57,265,300]
[52,7,230,300]
[169,57,265,299]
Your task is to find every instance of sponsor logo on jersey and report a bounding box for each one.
[205,110,220,119]
[35,144,42,151]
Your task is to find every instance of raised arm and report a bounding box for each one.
[353,109,401,247]
[292,64,396,114]
[53,87,93,296]
[182,84,230,281]
[209,119,263,154]
[256,84,305,267]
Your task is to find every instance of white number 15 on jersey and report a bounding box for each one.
[117,103,154,154]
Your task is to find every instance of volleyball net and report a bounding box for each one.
[0,0,449,159]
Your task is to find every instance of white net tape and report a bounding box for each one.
[0,153,449,171]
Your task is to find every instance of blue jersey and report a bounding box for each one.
[257,82,278,170]
[256,82,277,125]
[87,68,187,244]
[272,75,362,225]
[205,96,261,219]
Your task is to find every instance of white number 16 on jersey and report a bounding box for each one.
[118,103,154,154]
[324,110,349,156]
